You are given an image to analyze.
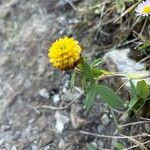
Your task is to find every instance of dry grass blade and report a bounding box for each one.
[118,121,150,128]
[80,131,150,150]
[132,31,146,42]
[125,141,150,150]
[79,130,150,139]
[114,2,139,23]
[139,117,150,121]
[116,80,129,93]
[122,135,148,150]
[64,0,77,11]
[37,93,82,110]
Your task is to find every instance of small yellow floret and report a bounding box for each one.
[143,5,150,14]
[48,37,82,70]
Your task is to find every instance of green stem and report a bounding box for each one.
[110,107,118,128]
[100,70,150,80]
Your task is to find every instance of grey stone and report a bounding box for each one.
[24,79,32,89]
[70,104,87,129]
[38,115,47,130]
[58,139,65,150]
[101,114,110,126]
[55,111,70,134]
[39,88,49,99]
[91,142,97,148]
[145,123,150,133]
[31,145,38,150]
[57,0,81,8]
[62,87,67,93]
[53,94,61,105]
[103,49,150,86]
[38,132,53,148]
[97,140,104,148]
[14,140,27,150]
[12,131,21,140]
[43,145,51,150]
[62,90,80,102]
[11,146,17,150]
[1,125,11,131]
[0,55,9,66]
[29,118,35,124]
[97,124,105,133]
[0,139,5,146]
[104,49,144,71]
[65,145,74,150]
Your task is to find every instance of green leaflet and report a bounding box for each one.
[136,80,150,99]
[90,58,103,68]
[115,142,126,150]
[96,85,124,108]
[87,144,96,150]
[126,80,138,112]
[85,85,97,112]
[81,59,95,85]
[130,80,137,99]
[85,85,124,112]
[70,71,76,91]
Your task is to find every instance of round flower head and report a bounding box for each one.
[135,0,150,16]
[48,37,82,71]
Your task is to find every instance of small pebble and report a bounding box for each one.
[31,145,38,150]
[97,140,104,148]
[53,94,61,105]
[97,124,104,133]
[58,139,65,149]
[101,114,110,126]
[11,146,17,150]
[0,139,5,146]
[39,88,49,99]
[145,123,150,132]
[1,125,10,131]
[44,145,51,150]
[55,111,70,134]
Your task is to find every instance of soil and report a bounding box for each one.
[0,0,149,150]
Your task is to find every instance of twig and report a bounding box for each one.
[118,121,150,128]
[37,93,82,110]
[94,146,110,150]
[79,130,150,139]
[140,17,148,34]
[80,131,149,150]
[74,86,84,95]
[125,140,150,150]
[121,135,148,150]
[114,2,139,23]
[111,108,124,114]
[138,55,150,63]
[116,38,138,49]
[110,107,118,127]
[29,104,41,114]
[116,80,129,93]
[138,116,150,121]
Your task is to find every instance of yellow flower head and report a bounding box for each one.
[48,37,82,71]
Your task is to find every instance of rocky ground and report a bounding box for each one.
[0,0,149,150]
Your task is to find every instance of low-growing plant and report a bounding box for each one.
[48,36,150,115]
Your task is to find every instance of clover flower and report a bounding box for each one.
[135,0,150,16]
[48,37,82,71]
